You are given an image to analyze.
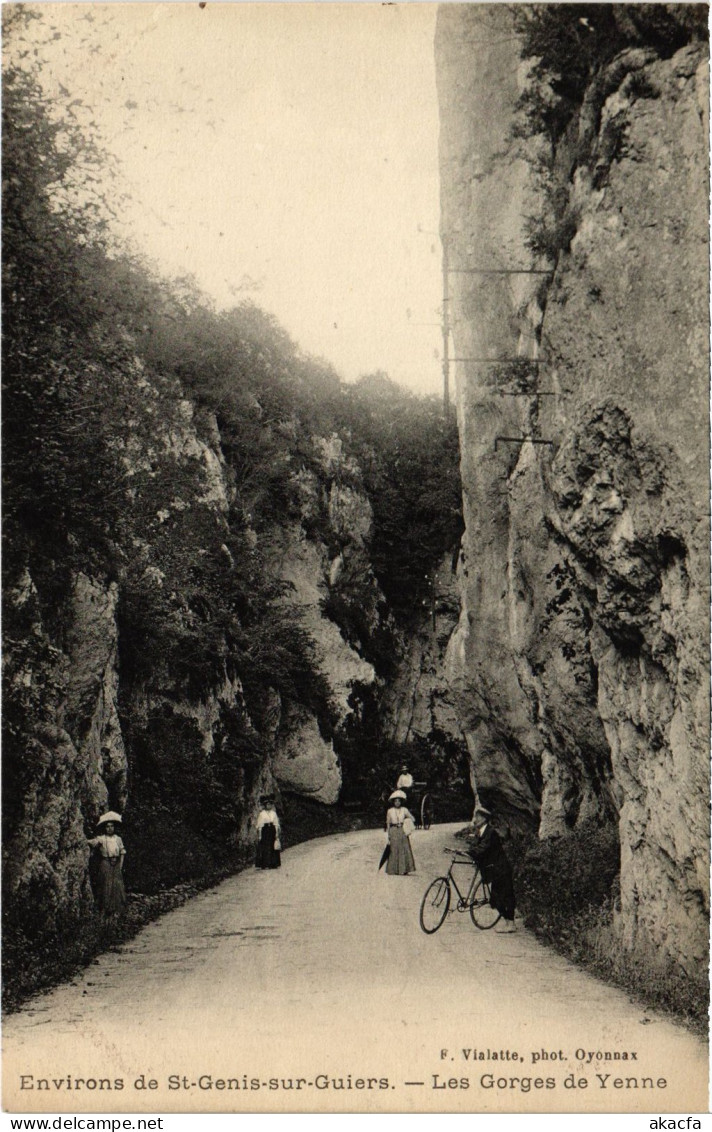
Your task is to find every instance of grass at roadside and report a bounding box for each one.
[509,823,708,1037]
[2,863,246,1014]
[3,796,367,1014]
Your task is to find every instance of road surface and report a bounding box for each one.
[3,824,708,1113]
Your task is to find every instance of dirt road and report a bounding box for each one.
[3,824,707,1113]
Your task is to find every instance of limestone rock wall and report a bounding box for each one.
[436,4,709,969]
[383,555,462,748]
[267,520,376,804]
[3,570,124,936]
[4,389,385,937]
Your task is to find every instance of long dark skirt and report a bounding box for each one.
[95,857,126,916]
[255,823,281,869]
[385,825,415,875]
[486,861,515,920]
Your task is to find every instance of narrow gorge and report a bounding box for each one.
[3,3,709,1021]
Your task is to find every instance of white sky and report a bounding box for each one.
[11,3,444,394]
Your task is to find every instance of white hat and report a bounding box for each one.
[389,790,407,801]
[97,811,122,825]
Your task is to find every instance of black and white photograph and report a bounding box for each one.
[2,2,710,1118]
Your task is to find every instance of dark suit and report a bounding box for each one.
[467,824,515,920]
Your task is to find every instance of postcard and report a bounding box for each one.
[3,2,709,1116]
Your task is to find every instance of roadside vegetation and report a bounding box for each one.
[510,824,708,1035]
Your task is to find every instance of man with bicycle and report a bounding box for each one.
[466,806,516,933]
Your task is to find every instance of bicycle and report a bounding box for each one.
[419,847,501,933]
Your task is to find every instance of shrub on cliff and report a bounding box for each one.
[513,4,707,144]
[515,820,620,926]
[511,5,708,262]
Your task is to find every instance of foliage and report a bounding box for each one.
[523,209,580,261]
[343,375,463,626]
[4,66,115,581]
[2,866,249,1013]
[511,5,708,262]
[337,700,473,824]
[512,5,707,146]
[510,821,707,1033]
[515,820,621,919]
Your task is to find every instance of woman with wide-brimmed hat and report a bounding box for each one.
[255,793,281,870]
[384,791,416,876]
[87,812,126,917]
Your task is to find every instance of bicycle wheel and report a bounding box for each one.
[420,794,432,830]
[419,877,451,934]
[470,878,501,930]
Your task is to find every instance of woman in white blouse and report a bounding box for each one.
[255,793,281,869]
[87,812,126,916]
[385,793,416,875]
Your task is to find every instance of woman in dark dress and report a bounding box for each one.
[467,806,516,932]
[255,794,281,869]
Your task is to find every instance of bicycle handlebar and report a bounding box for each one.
[443,846,473,857]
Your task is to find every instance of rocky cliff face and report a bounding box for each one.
[383,555,462,746]
[4,570,123,939]
[267,436,379,804]
[3,373,384,940]
[436,4,709,971]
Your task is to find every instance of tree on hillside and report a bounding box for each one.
[344,376,463,625]
[3,43,136,583]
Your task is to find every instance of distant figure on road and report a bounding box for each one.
[466,806,516,933]
[396,764,414,793]
[87,811,126,918]
[385,792,416,875]
[255,794,281,870]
